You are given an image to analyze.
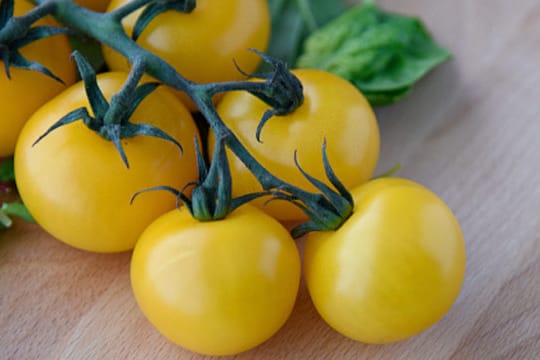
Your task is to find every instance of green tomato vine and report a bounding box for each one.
[6,0,354,236]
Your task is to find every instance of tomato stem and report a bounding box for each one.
[108,0,155,20]
[25,0,355,234]
[0,0,56,43]
[131,0,196,41]
[103,57,146,125]
[373,163,402,179]
[0,0,69,82]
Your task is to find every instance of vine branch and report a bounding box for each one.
[25,0,353,233]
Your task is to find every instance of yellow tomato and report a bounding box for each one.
[103,0,270,110]
[212,69,380,221]
[304,178,466,344]
[15,72,199,252]
[0,0,76,157]
[131,204,301,355]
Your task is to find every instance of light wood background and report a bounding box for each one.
[1,1,540,359]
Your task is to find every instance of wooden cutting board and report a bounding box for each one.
[1,1,539,359]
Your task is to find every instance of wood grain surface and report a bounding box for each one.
[2,1,540,359]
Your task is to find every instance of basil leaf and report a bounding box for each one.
[0,157,15,182]
[265,0,349,67]
[0,158,34,229]
[296,1,451,105]
[1,201,34,229]
[363,86,412,106]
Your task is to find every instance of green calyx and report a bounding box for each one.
[132,0,196,41]
[272,140,354,238]
[234,50,304,143]
[188,136,267,220]
[201,51,304,143]
[32,51,183,168]
[0,0,67,82]
[132,136,270,221]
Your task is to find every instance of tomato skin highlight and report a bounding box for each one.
[103,0,270,110]
[14,72,199,253]
[130,205,301,356]
[0,0,77,157]
[212,69,380,221]
[304,178,466,344]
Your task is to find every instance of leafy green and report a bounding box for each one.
[1,158,34,229]
[296,1,451,105]
[265,0,349,68]
[0,157,15,182]
[1,201,34,229]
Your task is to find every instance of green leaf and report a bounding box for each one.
[0,201,34,229]
[296,1,451,105]
[265,0,349,67]
[0,157,15,182]
[363,86,412,106]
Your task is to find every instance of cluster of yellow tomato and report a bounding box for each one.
[5,0,466,356]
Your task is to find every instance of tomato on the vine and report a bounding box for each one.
[15,72,200,253]
[212,69,380,221]
[303,178,466,344]
[131,204,301,356]
[0,0,76,157]
[103,0,270,110]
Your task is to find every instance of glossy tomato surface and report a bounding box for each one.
[0,0,76,157]
[15,72,199,252]
[131,204,301,355]
[304,178,466,344]
[212,69,380,221]
[103,0,270,110]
